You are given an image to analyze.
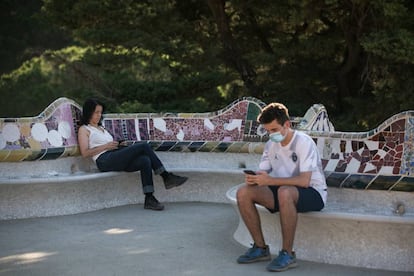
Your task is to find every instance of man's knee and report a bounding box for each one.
[236,185,251,203]
[277,186,297,203]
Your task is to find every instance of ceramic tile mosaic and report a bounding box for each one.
[0,98,82,161]
[0,97,413,192]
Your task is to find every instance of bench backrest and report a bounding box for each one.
[1,97,413,192]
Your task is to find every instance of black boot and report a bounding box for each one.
[163,172,188,189]
[144,195,164,211]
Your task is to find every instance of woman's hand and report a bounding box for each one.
[106,141,119,151]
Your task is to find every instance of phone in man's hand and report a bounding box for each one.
[243,170,256,175]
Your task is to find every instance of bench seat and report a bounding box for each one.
[0,152,260,220]
[226,184,414,272]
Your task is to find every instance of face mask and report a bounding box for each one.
[269,131,286,143]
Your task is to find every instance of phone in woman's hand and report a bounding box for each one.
[118,140,128,147]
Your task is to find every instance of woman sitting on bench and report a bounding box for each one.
[77,98,188,211]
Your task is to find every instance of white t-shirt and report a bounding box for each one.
[84,125,114,161]
[259,130,327,204]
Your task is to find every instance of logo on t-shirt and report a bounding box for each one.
[291,152,298,162]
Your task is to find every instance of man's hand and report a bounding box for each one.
[245,171,271,186]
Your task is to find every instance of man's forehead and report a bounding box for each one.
[263,120,283,130]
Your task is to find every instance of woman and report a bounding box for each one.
[78,98,188,211]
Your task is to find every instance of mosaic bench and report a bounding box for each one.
[0,97,413,271]
[0,97,269,220]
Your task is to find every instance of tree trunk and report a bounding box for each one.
[336,33,364,111]
[206,0,261,97]
[335,1,370,112]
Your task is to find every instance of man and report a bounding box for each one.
[236,102,327,272]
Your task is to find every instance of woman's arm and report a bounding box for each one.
[77,126,118,158]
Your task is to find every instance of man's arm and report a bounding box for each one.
[245,171,312,188]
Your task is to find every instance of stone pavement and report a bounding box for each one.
[0,203,409,276]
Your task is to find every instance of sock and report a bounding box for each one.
[145,192,153,198]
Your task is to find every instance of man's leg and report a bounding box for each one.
[277,186,299,255]
[236,185,275,248]
[265,185,299,272]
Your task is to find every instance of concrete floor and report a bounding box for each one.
[0,202,410,276]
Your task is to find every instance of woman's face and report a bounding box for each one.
[89,104,103,125]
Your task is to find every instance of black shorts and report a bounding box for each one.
[266,186,325,213]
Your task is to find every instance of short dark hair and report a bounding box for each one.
[80,98,105,126]
[257,103,290,125]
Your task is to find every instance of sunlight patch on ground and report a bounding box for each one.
[126,248,151,255]
[0,251,57,265]
[103,228,134,234]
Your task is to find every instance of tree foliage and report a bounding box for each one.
[0,0,71,74]
[1,0,413,130]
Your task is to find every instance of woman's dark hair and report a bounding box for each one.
[257,102,290,125]
[80,98,105,126]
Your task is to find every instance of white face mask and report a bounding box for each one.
[269,131,286,143]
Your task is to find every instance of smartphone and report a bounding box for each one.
[243,170,256,175]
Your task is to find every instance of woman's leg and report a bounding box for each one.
[124,154,164,210]
[96,143,165,174]
[125,155,154,194]
[127,143,165,174]
[96,147,164,210]
[96,143,187,190]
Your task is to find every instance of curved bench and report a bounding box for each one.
[226,184,414,272]
[1,97,413,272]
[0,152,259,220]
